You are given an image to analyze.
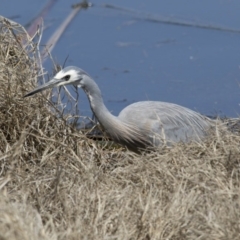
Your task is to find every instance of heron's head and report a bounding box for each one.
[24,66,90,97]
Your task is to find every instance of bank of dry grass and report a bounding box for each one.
[0,17,240,240]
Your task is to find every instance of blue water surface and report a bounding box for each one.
[1,0,240,118]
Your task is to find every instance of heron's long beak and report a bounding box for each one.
[24,78,62,98]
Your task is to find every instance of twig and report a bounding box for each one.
[26,0,58,39]
[41,1,92,62]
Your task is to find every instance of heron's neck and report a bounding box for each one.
[83,77,146,150]
[83,79,118,130]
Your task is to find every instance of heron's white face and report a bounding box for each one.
[54,69,83,87]
[24,66,88,97]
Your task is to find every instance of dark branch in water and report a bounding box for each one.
[72,1,93,9]
[103,3,240,34]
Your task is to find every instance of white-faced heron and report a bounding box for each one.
[24,66,213,152]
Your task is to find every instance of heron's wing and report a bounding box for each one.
[118,101,212,145]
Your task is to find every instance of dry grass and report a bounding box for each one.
[0,17,240,240]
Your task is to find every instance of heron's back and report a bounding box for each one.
[118,101,212,147]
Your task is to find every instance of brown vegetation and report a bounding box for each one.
[0,17,240,240]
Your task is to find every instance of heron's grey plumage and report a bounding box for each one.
[24,66,213,152]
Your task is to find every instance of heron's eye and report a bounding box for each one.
[64,75,70,81]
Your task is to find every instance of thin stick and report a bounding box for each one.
[41,2,92,61]
[26,0,58,38]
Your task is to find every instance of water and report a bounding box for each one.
[2,0,240,118]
